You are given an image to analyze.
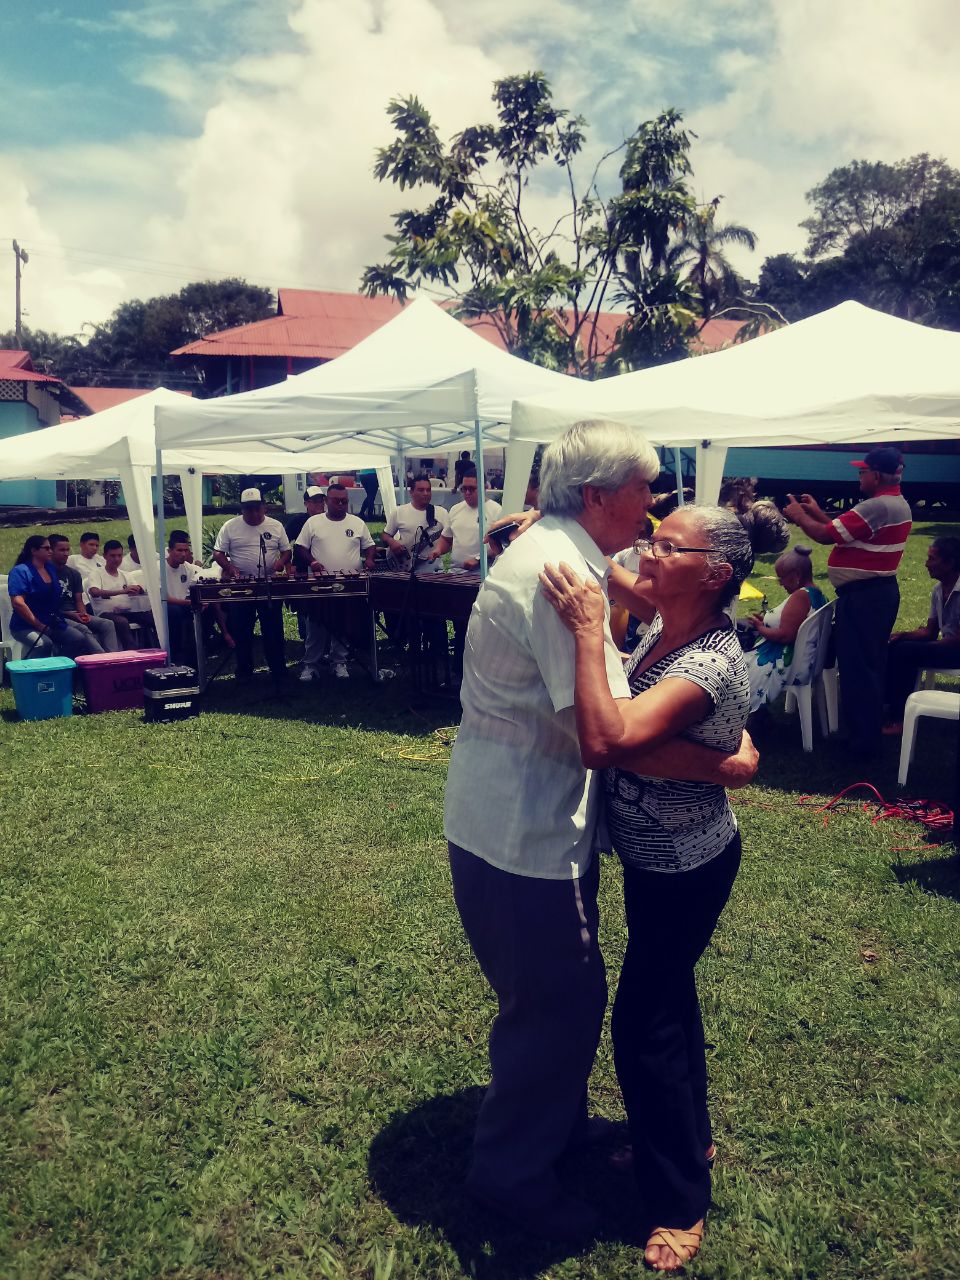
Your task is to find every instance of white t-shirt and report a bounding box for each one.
[122,568,154,613]
[444,515,630,879]
[86,565,133,615]
[384,502,451,573]
[165,558,201,604]
[67,552,105,581]
[448,498,502,565]
[120,553,141,574]
[296,513,374,574]
[213,516,290,576]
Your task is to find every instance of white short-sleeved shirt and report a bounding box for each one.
[384,502,451,573]
[296,513,374,574]
[120,553,141,574]
[444,514,630,880]
[165,558,201,604]
[213,516,290,576]
[67,552,105,581]
[86,565,132,615]
[447,498,502,566]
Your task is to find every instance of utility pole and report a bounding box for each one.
[12,240,28,346]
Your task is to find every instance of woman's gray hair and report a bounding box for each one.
[775,543,815,582]
[694,500,790,606]
[538,420,660,516]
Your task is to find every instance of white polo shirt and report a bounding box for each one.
[213,516,290,576]
[165,557,201,604]
[448,498,502,565]
[384,502,451,573]
[296,513,374,574]
[444,515,630,879]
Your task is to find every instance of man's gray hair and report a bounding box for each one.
[538,420,660,516]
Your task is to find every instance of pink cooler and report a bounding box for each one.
[74,649,168,713]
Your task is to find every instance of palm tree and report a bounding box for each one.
[668,197,757,326]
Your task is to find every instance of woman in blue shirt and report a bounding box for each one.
[8,535,99,658]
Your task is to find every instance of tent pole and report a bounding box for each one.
[673,447,685,506]
[154,446,171,659]
[474,418,488,579]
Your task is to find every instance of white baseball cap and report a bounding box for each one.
[305,485,325,499]
[240,487,263,504]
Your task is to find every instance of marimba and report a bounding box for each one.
[368,569,481,624]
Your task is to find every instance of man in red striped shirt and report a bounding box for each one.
[784,446,911,757]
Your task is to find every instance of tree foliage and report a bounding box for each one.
[0,279,275,388]
[756,154,960,326]
[362,74,759,375]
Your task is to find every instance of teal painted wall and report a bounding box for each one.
[0,402,60,507]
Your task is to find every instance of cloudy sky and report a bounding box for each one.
[3,0,958,336]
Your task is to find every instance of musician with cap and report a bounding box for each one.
[295,482,376,680]
[382,472,450,573]
[284,485,326,543]
[212,487,292,684]
[784,445,912,757]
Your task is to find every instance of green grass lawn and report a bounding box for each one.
[1,516,959,1278]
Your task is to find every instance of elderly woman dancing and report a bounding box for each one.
[540,501,786,1272]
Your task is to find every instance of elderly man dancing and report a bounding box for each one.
[444,420,757,1241]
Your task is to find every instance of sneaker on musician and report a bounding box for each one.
[333,662,350,679]
[299,667,320,682]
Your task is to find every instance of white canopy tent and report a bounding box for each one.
[0,388,394,640]
[504,302,960,510]
[153,297,578,455]
[154,296,580,578]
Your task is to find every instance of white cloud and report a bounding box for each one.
[5,0,960,336]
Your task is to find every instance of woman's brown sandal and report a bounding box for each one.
[644,1222,704,1271]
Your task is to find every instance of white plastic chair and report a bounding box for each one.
[919,666,960,690]
[898,689,960,787]
[781,600,836,752]
[0,576,29,679]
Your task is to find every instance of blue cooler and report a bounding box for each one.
[7,656,76,722]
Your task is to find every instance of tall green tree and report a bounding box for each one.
[362,75,727,374]
[756,154,960,327]
[1,278,274,388]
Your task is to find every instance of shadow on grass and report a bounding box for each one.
[201,667,462,737]
[893,850,960,902]
[368,1088,641,1279]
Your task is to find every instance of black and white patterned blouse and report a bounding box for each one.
[605,615,750,874]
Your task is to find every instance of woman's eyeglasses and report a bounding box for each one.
[633,537,712,559]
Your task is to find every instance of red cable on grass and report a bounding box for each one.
[796,782,953,832]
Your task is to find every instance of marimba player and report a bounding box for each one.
[212,487,292,685]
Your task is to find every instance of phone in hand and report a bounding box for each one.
[487,521,520,552]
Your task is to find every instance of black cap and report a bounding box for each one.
[851,446,903,473]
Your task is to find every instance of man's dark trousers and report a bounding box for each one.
[885,638,960,719]
[834,577,900,754]
[227,601,286,678]
[448,842,607,1210]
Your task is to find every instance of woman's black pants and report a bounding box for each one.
[612,832,741,1229]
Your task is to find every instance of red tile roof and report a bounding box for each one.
[171,288,749,363]
[0,349,61,383]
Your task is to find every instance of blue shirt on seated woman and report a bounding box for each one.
[7,535,101,658]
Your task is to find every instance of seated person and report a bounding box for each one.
[743,544,827,712]
[164,529,234,665]
[883,535,960,733]
[66,531,105,583]
[120,534,141,574]
[86,539,145,649]
[49,534,118,652]
[7,535,102,658]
